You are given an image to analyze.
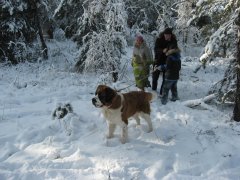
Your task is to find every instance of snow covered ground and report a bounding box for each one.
[0,39,240,180]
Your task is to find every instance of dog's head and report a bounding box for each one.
[52,103,73,119]
[92,85,117,108]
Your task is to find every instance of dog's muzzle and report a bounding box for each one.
[92,97,103,108]
[92,98,97,105]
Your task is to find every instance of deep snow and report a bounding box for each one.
[0,39,240,180]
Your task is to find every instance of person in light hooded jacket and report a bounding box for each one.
[132,35,153,91]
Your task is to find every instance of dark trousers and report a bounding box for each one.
[152,70,165,95]
[161,80,179,105]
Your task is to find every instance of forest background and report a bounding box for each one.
[0,0,240,120]
[1,1,240,179]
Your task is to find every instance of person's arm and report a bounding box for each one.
[165,56,172,70]
[154,38,164,57]
[143,45,153,65]
[153,38,165,68]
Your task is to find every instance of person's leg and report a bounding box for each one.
[160,71,165,96]
[112,72,118,82]
[137,69,147,91]
[142,67,150,89]
[152,70,160,91]
[161,80,171,105]
[170,81,179,101]
[134,66,143,90]
[146,78,151,87]
[136,76,145,91]
[144,66,151,88]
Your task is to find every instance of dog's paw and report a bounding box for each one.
[147,128,153,133]
[120,137,127,144]
[106,134,114,139]
[135,124,141,129]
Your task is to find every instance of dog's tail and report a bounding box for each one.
[146,91,157,102]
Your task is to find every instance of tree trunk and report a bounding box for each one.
[30,0,48,59]
[233,27,240,122]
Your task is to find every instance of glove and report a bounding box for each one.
[163,48,168,53]
[154,65,161,71]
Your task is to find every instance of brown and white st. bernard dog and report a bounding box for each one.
[92,85,156,144]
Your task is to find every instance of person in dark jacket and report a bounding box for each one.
[155,43,181,105]
[152,28,178,96]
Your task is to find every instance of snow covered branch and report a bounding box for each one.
[182,94,216,110]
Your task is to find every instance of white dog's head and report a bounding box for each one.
[52,103,73,119]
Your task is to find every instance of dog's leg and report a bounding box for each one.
[141,113,153,133]
[106,123,116,139]
[120,122,128,144]
[135,115,141,126]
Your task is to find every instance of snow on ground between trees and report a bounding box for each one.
[0,40,240,180]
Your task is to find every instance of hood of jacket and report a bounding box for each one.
[165,48,181,56]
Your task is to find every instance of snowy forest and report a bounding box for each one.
[1,0,240,120]
[1,0,240,179]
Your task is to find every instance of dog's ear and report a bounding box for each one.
[52,103,61,120]
[65,103,73,113]
[105,86,116,100]
[52,110,56,120]
[95,85,105,95]
[101,86,117,105]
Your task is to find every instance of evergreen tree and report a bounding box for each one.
[190,0,238,66]
[0,0,50,64]
[74,0,128,82]
[233,11,240,122]
[189,0,240,103]
[176,0,201,52]
[53,0,85,38]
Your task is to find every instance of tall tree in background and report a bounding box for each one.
[124,0,180,36]
[29,0,48,59]
[176,0,201,53]
[233,11,240,122]
[125,0,160,33]
[0,0,50,64]
[189,0,239,104]
[189,0,236,65]
[74,0,128,82]
[53,0,85,38]
[0,0,37,64]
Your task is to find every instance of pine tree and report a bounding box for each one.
[176,0,201,52]
[53,0,85,38]
[0,0,50,64]
[29,0,48,59]
[74,0,128,82]
[190,0,238,66]
[233,11,240,122]
[189,0,240,104]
